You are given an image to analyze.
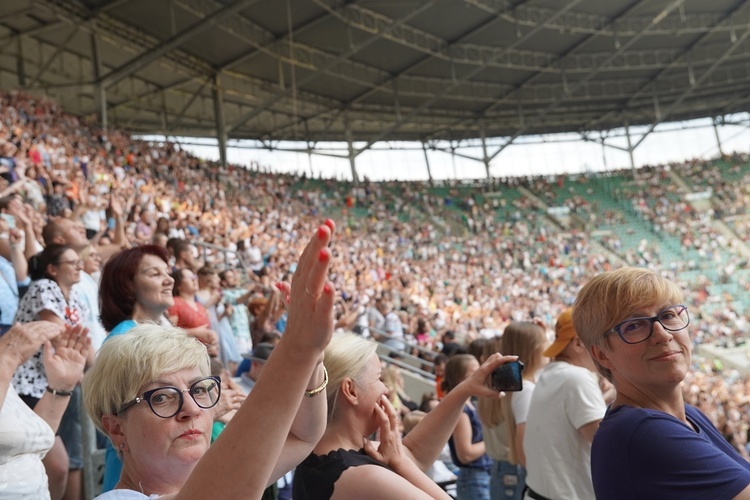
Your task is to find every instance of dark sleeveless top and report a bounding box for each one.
[293,448,388,500]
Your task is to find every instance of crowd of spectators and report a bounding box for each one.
[0,88,749,498]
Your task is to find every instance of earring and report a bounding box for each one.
[119,443,126,450]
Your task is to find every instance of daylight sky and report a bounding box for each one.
[144,113,750,182]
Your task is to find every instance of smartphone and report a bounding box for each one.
[491,360,525,392]
[0,213,15,229]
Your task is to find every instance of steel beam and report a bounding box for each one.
[27,26,78,89]
[714,117,724,156]
[227,0,444,134]
[355,0,586,156]
[91,32,107,129]
[344,113,359,184]
[483,0,686,163]
[631,22,750,150]
[212,73,227,167]
[422,142,433,185]
[584,0,750,132]
[99,0,260,88]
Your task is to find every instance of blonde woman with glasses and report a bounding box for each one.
[84,221,337,499]
[574,267,750,499]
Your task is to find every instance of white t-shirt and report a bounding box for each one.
[523,361,606,500]
[511,379,536,425]
[0,385,55,499]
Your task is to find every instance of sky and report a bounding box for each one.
[142,113,750,182]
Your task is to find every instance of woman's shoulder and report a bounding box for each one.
[95,489,161,500]
[301,448,387,470]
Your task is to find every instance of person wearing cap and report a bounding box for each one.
[236,342,275,394]
[573,267,750,499]
[522,308,606,500]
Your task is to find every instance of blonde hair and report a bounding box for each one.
[324,332,378,421]
[573,267,684,381]
[477,336,504,427]
[500,321,547,464]
[83,324,211,436]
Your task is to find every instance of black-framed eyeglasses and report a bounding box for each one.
[117,376,221,418]
[603,305,689,345]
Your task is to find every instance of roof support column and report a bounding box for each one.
[16,35,25,88]
[212,73,227,167]
[480,121,491,185]
[421,142,433,186]
[625,121,636,173]
[344,113,359,184]
[91,33,107,129]
[713,117,724,157]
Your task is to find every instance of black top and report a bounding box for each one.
[293,448,388,500]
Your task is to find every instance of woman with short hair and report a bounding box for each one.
[573,267,750,499]
[84,221,336,499]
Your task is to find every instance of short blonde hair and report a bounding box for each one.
[324,332,378,421]
[573,267,684,380]
[83,324,211,435]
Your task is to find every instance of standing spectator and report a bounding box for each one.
[219,268,253,355]
[445,354,493,500]
[479,323,547,500]
[196,265,241,374]
[0,216,29,333]
[523,309,606,500]
[573,268,750,499]
[12,244,90,500]
[167,268,218,356]
[376,299,406,351]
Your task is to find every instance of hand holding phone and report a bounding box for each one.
[491,360,525,392]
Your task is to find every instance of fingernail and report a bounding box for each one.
[318,249,329,262]
[274,282,283,290]
[317,226,327,239]
[324,219,335,231]
[323,284,332,294]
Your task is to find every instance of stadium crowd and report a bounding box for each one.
[0,88,749,499]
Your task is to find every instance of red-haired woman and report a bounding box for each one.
[98,244,177,492]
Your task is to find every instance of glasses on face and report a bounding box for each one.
[117,376,221,418]
[57,259,84,268]
[604,305,689,345]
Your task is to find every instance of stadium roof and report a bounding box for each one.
[2,0,750,154]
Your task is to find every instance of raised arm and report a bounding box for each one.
[175,220,336,500]
[0,322,63,417]
[402,353,517,470]
[33,325,90,431]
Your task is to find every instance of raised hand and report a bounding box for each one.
[0,321,64,369]
[276,219,336,358]
[44,324,90,391]
[214,386,247,424]
[363,395,409,471]
[457,352,519,399]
